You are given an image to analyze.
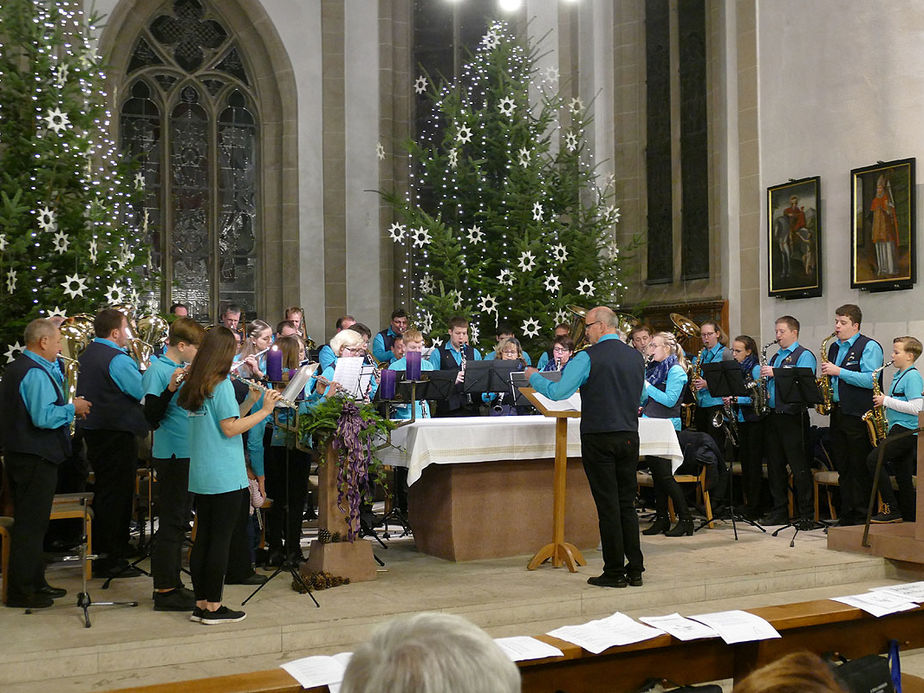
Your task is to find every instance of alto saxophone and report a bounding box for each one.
[682,348,706,428]
[862,360,892,446]
[815,332,836,415]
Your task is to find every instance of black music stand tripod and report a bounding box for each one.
[698,361,766,538]
[771,367,826,546]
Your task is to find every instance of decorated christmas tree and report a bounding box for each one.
[383,21,629,354]
[0,0,153,363]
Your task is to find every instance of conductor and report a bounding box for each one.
[524,307,645,588]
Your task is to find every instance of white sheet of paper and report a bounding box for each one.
[871,581,924,604]
[494,636,564,662]
[688,610,781,644]
[280,652,352,688]
[639,613,719,641]
[332,356,374,398]
[547,612,663,654]
[531,390,582,413]
[832,592,919,617]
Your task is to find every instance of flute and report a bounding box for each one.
[230,373,297,408]
[230,346,271,372]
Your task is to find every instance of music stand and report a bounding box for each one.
[772,367,826,544]
[461,361,493,393]
[423,370,457,401]
[700,362,765,538]
[511,371,561,407]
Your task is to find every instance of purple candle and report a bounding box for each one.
[380,368,397,400]
[266,345,283,382]
[406,351,421,381]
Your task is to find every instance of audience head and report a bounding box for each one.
[834,304,862,341]
[336,314,357,332]
[169,302,189,317]
[340,612,520,693]
[403,329,424,353]
[24,318,62,361]
[94,308,129,347]
[330,329,366,358]
[390,308,408,335]
[732,651,846,693]
[447,316,469,349]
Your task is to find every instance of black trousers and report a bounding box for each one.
[190,488,248,603]
[581,431,643,577]
[644,456,690,520]
[865,425,917,520]
[5,453,58,600]
[151,457,191,590]
[695,405,726,453]
[765,411,813,519]
[830,407,873,519]
[737,419,765,516]
[83,429,138,562]
[265,445,309,555]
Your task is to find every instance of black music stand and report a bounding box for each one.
[511,371,561,407]
[772,367,826,545]
[699,362,764,538]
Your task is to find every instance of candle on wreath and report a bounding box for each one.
[406,350,421,381]
[266,345,283,382]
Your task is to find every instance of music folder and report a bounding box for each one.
[702,361,749,398]
[462,360,522,393]
[511,371,562,406]
[775,366,823,406]
[422,370,457,400]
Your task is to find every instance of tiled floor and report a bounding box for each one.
[1,518,922,692]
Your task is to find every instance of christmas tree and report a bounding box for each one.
[383,21,628,354]
[0,0,153,363]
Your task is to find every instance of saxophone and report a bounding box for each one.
[815,332,836,415]
[747,339,777,417]
[682,348,706,428]
[862,360,892,446]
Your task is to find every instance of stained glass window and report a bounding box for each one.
[119,0,258,323]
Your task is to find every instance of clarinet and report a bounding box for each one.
[460,343,472,407]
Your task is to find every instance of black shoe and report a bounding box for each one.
[642,517,670,536]
[871,505,903,524]
[226,572,267,586]
[5,593,54,609]
[200,605,246,625]
[189,607,204,623]
[587,574,628,588]
[36,584,67,599]
[626,573,644,587]
[153,587,197,612]
[665,518,694,537]
[760,511,789,525]
[265,547,285,568]
[286,551,306,565]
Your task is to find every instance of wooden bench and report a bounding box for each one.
[108,598,924,693]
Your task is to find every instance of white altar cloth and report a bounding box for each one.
[379,415,683,486]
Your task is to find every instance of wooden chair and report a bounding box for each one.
[637,465,714,529]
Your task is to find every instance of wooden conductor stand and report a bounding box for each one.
[520,387,586,572]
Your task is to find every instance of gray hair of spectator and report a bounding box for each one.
[24,318,58,346]
[330,328,365,357]
[340,612,520,693]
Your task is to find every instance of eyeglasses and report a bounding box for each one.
[342,346,365,354]
[552,346,571,353]
[585,320,602,329]
[701,331,717,337]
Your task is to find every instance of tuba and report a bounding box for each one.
[567,305,639,352]
[815,332,836,415]
[670,313,701,428]
[59,316,93,434]
[862,361,892,446]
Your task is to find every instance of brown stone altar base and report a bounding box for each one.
[302,446,377,582]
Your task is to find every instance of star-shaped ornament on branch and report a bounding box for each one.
[565,132,579,152]
[105,284,125,305]
[521,317,541,339]
[482,30,500,50]
[52,230,69,254]
[448,289,463,310]
[544,65,560,84]
[470,324,480,344]
[431,337,443,348]
[605,205,622,224]
[544,274,561,294]
[36,205,57,232]
[551,244,568,263]
[412,226,431,248]
[576,278,596,297]
[47,306,67,318]
[497,268,514,286]
[61,273,87,299]
[376,142,385,161]
[417,310,433,335]
[517,250,536,273]
[466,225,484,245]
[554,308,571,325]
[418,273,435,295]
[456,124,473,145]
[532,202,543,222]
[89,238,99,263]
[448,148,459,169]
[498,97,515,117]
[387,222,406,243]
[569,97,584,114]
[0,233,7,251]
[479,294,498,316]
[43,107,70,133]
[414,75,428,94]
[53,64,68,87]
[6,269,17,293]
[133,172,145,190]
[517,147,531,168]
[4,341,24,364]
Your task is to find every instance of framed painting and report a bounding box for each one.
[767,176,822,298]
[851,158,915,291]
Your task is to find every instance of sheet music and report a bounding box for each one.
[332,356,375,398]
[532,390,582,412]
[688,610,781,644]
[280,651,352,688]
[493,636,564,662]
[639,613,719,641]
[547,612,663,654]
[832,591,919,617]
[871,581,924,604]
[280,363,318,405]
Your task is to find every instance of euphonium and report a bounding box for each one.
[862,361,892,446]
[815,332,836,415]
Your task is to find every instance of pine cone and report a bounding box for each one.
[330,531,342,543]
[318,528,332,544]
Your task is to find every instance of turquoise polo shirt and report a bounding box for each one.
[187,378,247,495]
[142,354,189,459]
[886,366,924,431]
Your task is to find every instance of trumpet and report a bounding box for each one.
[230,373,297,408]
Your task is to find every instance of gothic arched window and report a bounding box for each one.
[120,0,258,322]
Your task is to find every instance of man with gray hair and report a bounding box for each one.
[0,319,92,608]
[340,612,520,693]
[525,306,645,588]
